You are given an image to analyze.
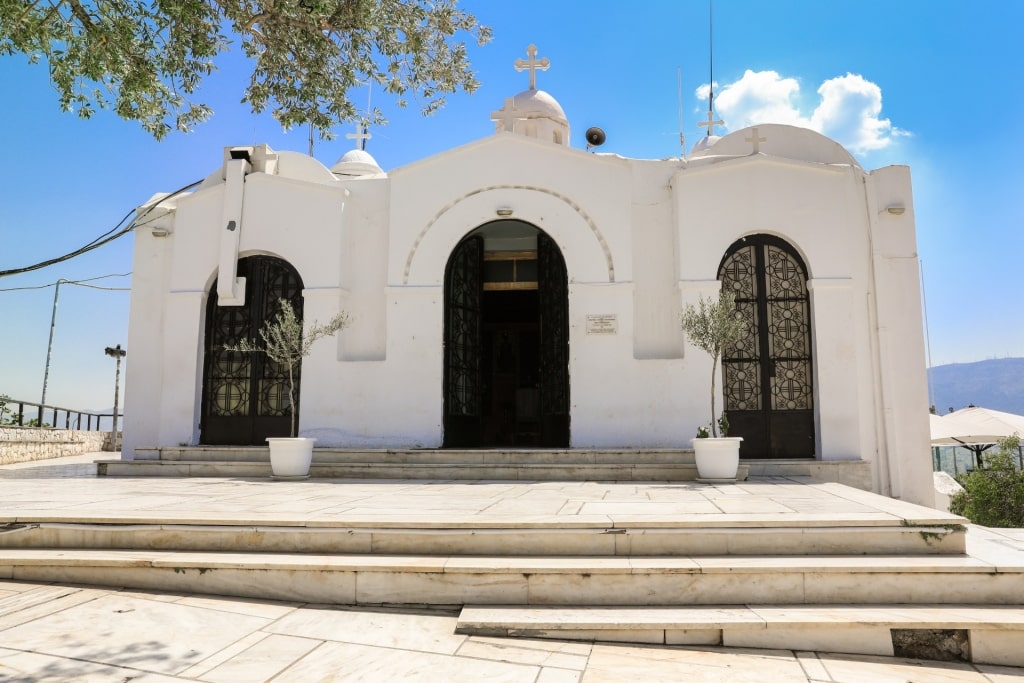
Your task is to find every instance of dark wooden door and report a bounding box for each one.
[201,256,303,445]
[443,236,484,447]
[718,236,814,458]
[443,230,569,448]
[537,232,569,447]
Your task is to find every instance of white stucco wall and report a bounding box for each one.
[122,124,934,505]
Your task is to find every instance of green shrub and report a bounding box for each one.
[949,435,1024,527]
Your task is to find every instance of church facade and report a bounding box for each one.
[122,47,934,505]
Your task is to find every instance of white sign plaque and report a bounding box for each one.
[586,314,618,335]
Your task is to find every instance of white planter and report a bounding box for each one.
[266,437,316,477]
[691,437,743,481]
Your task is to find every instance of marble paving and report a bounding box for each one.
[1,579,1023,682]
[0,453,1022,681]
[0,454,958,530]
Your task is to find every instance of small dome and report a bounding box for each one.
[511,89,567,122]
[690,135,721,158]
[710,124,862,168]
[492,88,570,146]
[331,148,383,176]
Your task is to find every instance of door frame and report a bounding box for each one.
[442,223,569,448]
[718,234,815,458]
[200,255,304,445]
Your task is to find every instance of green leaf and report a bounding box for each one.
[0,0,490,138]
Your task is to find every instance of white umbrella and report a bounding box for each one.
[930,407,1024,468]
[931,407,1024,445]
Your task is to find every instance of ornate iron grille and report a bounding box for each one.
[538,232,569,422]
[719,235,814,457]
[444,236,483,418]
[206,306,252,417]
[202,256,303,444]
[721,245,762,411]
[256,263,303,417]
[764,244,812,411]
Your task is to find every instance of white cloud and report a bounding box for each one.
[693,82,718,101]
[697,69,907,154]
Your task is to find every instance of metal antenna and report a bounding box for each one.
[707,0,715,137]
[696,0,723,140]
[677,67,686,155]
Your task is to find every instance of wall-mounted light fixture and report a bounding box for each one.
[151,228,170,237]
[496,207,514,217]
[885,205,905,216]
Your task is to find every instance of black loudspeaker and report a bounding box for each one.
[585,127,606,148]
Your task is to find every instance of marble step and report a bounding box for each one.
[134,447,706,465]
[98,459,748,482]
[0,550,1019,608]
[107,448,870,486]
[455,604,1024,667]
[0,519,965,556]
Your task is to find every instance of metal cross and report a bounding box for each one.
[490,98,523,133]
[514,44,550,90]
[697,108,724,137]
[346,123,372,151]
[745,127,766,154]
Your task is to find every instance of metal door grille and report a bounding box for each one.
[202,256,303,444]
[719,235,814,457]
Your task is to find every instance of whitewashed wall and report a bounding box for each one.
[122,126,934,505]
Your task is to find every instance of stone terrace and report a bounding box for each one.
[1,453,1023,680]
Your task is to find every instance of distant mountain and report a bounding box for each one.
[928,358,1024,416]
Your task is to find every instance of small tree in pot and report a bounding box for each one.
[681,288,747,479]
[226,298,349,476]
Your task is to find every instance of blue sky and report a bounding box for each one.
[1,0,1022,412]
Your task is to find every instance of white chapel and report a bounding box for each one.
[122,45,935,505]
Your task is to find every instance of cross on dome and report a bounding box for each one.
[490,98,524,133]
[514,44,550,90]
[697,108,724,137]
[346,123,371,151]
[745,127,766,154]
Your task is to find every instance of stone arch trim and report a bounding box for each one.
[402,185,614,285]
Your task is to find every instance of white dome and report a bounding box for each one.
[511,89,567,122]
[331,148,383,176]
[492,88,570,146]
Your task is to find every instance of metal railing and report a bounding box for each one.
[0,397,122,432]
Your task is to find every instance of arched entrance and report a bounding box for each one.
[718,235,814,457]
[201,255,304,445]
[443,221,569,447]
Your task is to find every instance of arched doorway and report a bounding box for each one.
[201,255,304,444]
[718,235,814,457]
[443,221,569,447]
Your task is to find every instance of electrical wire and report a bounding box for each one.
[0,179,203,279]
[72,282,131,291]
[0,273,132,293]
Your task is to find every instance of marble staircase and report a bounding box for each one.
[102,447,743,481]
[99,447,872,488]
[1,466,1022,666]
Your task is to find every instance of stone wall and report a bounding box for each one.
[0,427,117,465]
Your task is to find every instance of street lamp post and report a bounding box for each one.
[104,344,126,452]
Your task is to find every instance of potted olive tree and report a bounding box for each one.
[681,288,747,480]
[226,299,349,477]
